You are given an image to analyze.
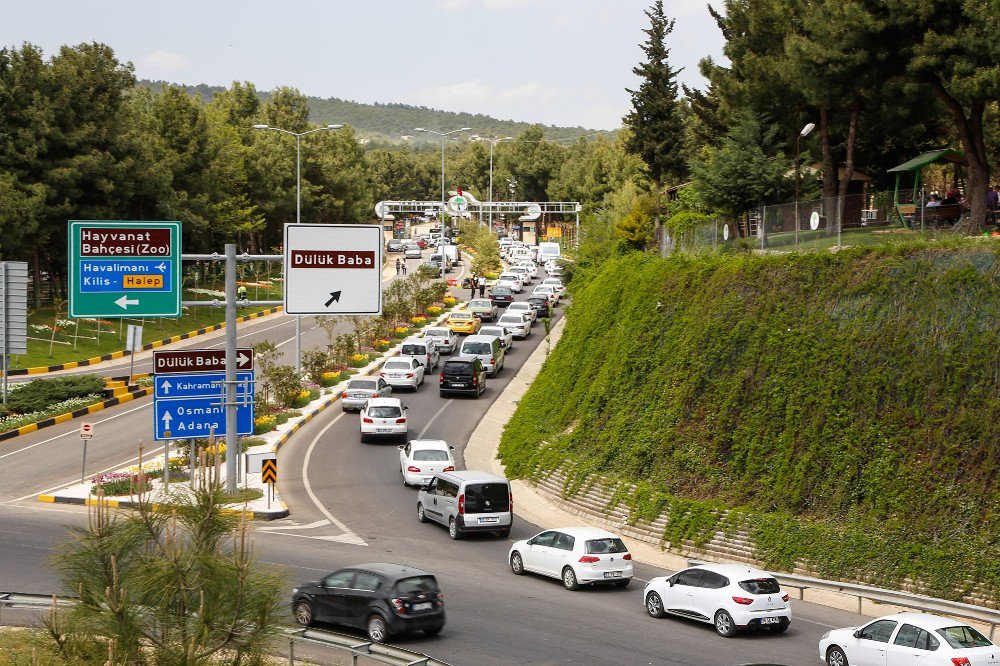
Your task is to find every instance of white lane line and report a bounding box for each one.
[255,531,364,544]
[260,560,330,573]
[300,412,367,546]
[793,617,840,628]
[0,402,150,462]
[257,519,330,531]
[416,399,454,439]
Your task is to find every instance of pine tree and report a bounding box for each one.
[624,0,686,186]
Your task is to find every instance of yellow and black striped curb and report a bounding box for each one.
[37,493,280,521]
[10,307,283,376]
[0,387,152,442]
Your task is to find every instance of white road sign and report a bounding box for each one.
[283,224,383,315]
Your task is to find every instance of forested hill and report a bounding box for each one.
[138,80,602,142]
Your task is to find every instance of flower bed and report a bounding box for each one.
[320,370,343,387]
[254,414,277,434]
[392,326,411,339]
[410,316,428,326]
[426,306,442,316]
[348,353,373,368]
[91,471,151,496]
[442,296,458,307]
[373,339,392,351]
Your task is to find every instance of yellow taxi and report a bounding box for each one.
[446,309,482,335]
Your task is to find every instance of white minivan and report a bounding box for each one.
[399,337,440,370]
[459,334,505,376]
[417,470,513,539]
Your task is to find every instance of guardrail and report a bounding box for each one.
[0,593,452,665]
[687,561,999,639]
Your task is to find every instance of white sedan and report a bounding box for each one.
[359,397,408,443]
[497,312,531,339]
[509,527,633,590]
[541,278,566,297]
[398,439,456,487]
[379,357,425,391]
[819,612,997,666]
[497,273,524,293]
[505,302,537,323]
[532,285,559,305]
[643,564,791,637]
[479,325,513,350]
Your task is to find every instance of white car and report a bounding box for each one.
[541,278,566,297]
[497,273,524,293]
[398,439,456,487]
[479,325,512,350]
[505,302,536,323]
[532,285,559,305]
[643,564,791,637]
[508,265,533,285]
[379,357,425,390]
[497,312,531,339]
[514,262,538,279]
[819,612,997,666]
[423,327,456,354]
[509,527,633,590]
[404,244,422,259]
[359,397,408,443]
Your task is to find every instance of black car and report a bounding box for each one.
[526,296,551,318]
[292,563,444,642]
[439,357,486,397]
[488,285,514,307]
[386,239,405,252]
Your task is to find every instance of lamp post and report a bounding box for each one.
[507,177,518,240]
[414,127,471,229]
[252,123,343,375]
[485,137,513,231]
[794,122,816,248]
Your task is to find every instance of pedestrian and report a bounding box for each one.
[236,285,247,302]
[401,261,407,276]
[478,275,486,298]
[469,275,477,299]
[395,258,401,275]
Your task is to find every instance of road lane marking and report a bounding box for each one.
[417,399,454,439]
[256,531,366,544]
[260,560,330,573]
[257,519,330,531]
[0,402,150,462]
[300,412,367,546]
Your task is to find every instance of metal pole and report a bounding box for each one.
[295,135,302,376]
[2,262,7,406]
[575,210,580,248]
[127,326,136,386]
[225,243,239,492]
[81,438,88,484]
[440,137,446,214]
[837,195,843,248]
[488,141,494,230]
[164,442,170,487]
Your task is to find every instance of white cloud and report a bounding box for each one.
[434,0,534,11]
[140,50,190,74]
[410,79,557,115]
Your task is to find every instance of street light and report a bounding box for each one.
[415,126,472,225]
[482,136,513,229]
[507,177,518,240]
[252,122,343,375]
[794,122,816,248]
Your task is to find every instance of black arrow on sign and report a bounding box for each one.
[325,291,342,307]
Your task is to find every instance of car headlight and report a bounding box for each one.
[821,630,830,641]
[292,588,299,594]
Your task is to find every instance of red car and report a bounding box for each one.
[415,238,429,249]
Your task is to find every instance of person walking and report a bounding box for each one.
[477,275,486,298]
[395,258,401,275]
[469,275,478,300]
[401,261,407,276]
[236,285,248,302]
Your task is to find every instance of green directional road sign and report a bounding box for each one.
[68,221,182,318]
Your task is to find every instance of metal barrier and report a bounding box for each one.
[289,628,453,666]
[686,562,999,639]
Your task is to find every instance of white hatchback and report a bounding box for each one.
[479,325,512,350]
[497,273,524,293]
[398,439,456,487]
[541,278,566,297]
[497,312,531,339]
[509,527,634,590]
[504,302,536,323]
[359,397,408,443]
[379,357,425,391]
[643,564,791,637]
[532,285,559,305]
[819,612,998,666]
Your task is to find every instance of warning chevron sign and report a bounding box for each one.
[261,459,277,484]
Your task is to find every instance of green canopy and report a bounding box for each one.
[887,149,968,173]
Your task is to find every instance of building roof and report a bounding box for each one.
[888,148,969,172]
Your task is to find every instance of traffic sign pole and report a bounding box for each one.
[225,244,238,492]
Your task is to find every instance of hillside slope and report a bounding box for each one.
[499,244,1000,603]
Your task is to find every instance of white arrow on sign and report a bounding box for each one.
[160,379,172,395]
[237,352,250,367]
[161,411,173,429]
[115,295,140,309]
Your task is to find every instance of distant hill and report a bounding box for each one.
[138,80,609,143]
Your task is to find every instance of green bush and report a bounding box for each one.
[499,242,1000,603]
[7,374,106,414]
[267,365,303,408]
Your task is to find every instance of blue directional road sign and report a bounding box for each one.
[154,372,254,400]
[154,396,253,441]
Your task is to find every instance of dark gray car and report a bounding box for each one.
[341,377,392,412]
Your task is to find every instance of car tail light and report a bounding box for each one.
[952,659,972,666]
[439,372,444,382]
[472,375,478,384]
[732,596,754,605]
[781,593,789,602]
[390,598,405,615]
[341,392,348,398]
[443,466,455,472]
[362,417,374,423]
[509,490,513,512]
[407,466,421,473]
[436,592,444,605]
[378,372,385,377]
[490,357,495,365]
[395,417,406,424]
[623,553,632,560]
[458,493,465,514]
[406,373,414,378]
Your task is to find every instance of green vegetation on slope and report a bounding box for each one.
[499,243,1000,603]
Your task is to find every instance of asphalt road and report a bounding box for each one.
[0,253,870,665]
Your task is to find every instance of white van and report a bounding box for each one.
[538,241,561,265]
[399,336,440,370]
[459,334,505,377]
[417,470,512,539]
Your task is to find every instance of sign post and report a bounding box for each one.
[79,422,94,483]
[68,221,181,319]
[283,224,383,316]
[0,262,28,405]
[261,457,277,509]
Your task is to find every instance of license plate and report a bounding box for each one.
[376,428,392,433]
[603,571,623,579]
[478,517,499,524]
[759,617,781,625]
[411,602,432,611]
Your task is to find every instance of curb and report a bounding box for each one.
[36,492,273,521]
[0,387,153,442]
[9,307,283,376]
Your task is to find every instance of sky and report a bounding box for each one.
[3,0,727,131]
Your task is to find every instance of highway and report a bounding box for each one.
[0,251,870,665]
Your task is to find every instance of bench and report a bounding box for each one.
[923,204,964,226]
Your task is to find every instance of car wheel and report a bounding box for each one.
[366,614,388,643]
[769,619,790,634]
[360,431,369,444]
[439,391,446,398]
[448,518,462,540]
[562,566,580,591]
[417,503,428,523]
[401,469,409,486]
[498,528,510,538]
[614,578,630,589]
[826,646,848,666]
[292,600,314,626]
[645,591,665,618]
[510,551,525,575]
[423,625,443,637]
[714,610,738,638]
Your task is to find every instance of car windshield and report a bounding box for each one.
[383,361,409,370]
[451,313,471,320]
[425,328,448,337]
[936,625,993,649]
[491,287,511,294]
[394,575,439,597]
[367,406,401,418]
[481,328,503,336]
[443,362,472,375]
[499,316,521,324]
[401,344,426,355]
[413,450,450,462]
[509,303,528,309]
[463,342,491,354]
[348,380,376,390]
[464,482,510,513]
[470,300,490,308]
[528,299,546,305]
[500,275,518,281]
[738,578,781,594]
[585,538,628,555]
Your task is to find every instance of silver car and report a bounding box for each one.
[404,244,422,259]
[416,470,512,539]
[423,327,456,354]
[341,377,392,412]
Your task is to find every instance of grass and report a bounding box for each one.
[756,224,978,252]
[220,488,264,503]
[15,280,282,369]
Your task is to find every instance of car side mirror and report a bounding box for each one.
[668,579,675,587]
[852,629,863,639]
[449,445,455,450]
[403,405,409,410]
[397,445,404,450]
